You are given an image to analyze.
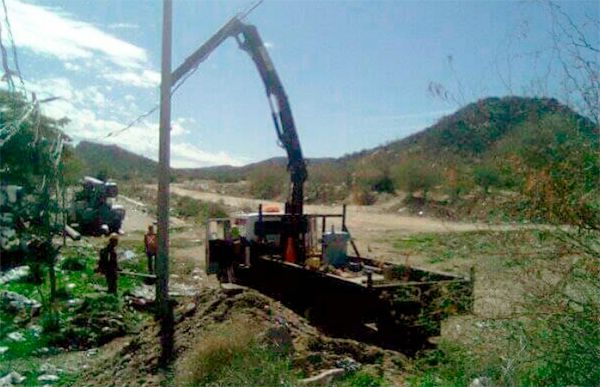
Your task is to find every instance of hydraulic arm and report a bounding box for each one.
[172,16,308,216]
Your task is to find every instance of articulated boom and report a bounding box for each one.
[172,16,307,216]
[172,16,308,261]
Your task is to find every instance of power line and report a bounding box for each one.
[96,62,200,140]
[1,0,26,92]
[96,0,264,141]
[0,18,14,91]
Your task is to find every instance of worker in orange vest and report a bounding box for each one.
[144,224,158,275]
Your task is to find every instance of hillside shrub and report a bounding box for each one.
[248,166,288,200]
[473,165,500,195]
[512,114,599,225]
[444,165,473,202]
[392,160,440,200]
[353,157,396,195]
[351,185,376,205]
[305,163,349,203]
[173,195,228,222]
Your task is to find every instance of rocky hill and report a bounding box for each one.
[342,96,596,166]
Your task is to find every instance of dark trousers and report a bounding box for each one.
[106,268,118,294]
[147,252,156,274]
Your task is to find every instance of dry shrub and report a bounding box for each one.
[248,165,288,200]
[175,316,295,386]
[350,185,376,205]
[176,317,257,385]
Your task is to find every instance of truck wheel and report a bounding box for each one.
[110,221,122,233]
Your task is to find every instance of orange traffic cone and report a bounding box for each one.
[284,237,296,263]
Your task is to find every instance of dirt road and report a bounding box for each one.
[170,185,522,261]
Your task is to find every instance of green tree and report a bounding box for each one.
[392,159,440,200]
[0,90,73,303]
[473,165,500,195]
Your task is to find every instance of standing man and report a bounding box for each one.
[97,233,120,294]
[144,224,158,275]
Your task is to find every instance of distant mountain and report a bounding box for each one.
[74,141,158,181]
[74,142,336,183]
[342,96,596,165]
[73,96,596,184]
[176,157,338,182]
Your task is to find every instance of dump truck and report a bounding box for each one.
[68,176,125,235]
[190,15,473,349]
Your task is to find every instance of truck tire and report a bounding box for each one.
[109,220,122,233]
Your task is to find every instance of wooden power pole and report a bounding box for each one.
[157,0,174,366]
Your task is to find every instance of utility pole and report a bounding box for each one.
[157,0,174,366]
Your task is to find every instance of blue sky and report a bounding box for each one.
[2,0,597,167]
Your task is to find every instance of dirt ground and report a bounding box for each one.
[169,185,533,265]
[79,287,408,386]
[64,188,538,385]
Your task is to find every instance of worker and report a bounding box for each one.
[144,224,158,274]
[97,233,120,294]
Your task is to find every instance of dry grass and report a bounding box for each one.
[174,315,295,386]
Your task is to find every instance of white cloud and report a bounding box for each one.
[30,77,241,168]
[102,69,160,89]
[171,118,190,137]
[7,0,147,69]
[263,41,275,49]
[5,3,239,170]
[29,77,75,101]
[64,62,82,72]
[171,142,245,168]
[108,22,140,30]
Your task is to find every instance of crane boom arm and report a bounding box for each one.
[171,17,307,215]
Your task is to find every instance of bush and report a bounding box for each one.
[61,256,87,271]
[248,166,288,200]
[392,160,440,200]
[473,165,500,194]
[305,163,349,203]
[408,341,502,386]
[351,185,376,205]
[176,317,296,386]
[173,195,228,222]
[352,158,396,196]
[407,231,600,386]
[336,370,385,386]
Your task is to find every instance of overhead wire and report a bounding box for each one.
[97,0,263,141]
[1,0,25,92]
[0,18,14,92]
[96,59,200,140]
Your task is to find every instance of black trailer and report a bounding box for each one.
[206,206,473,351]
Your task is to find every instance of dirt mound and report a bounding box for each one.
[78,287,407,385]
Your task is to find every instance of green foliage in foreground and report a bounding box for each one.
[402,230,600,386]
[334,371,387,387]
[0,244,148,384]
[0,247,148,361]
[175,315,388,386]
